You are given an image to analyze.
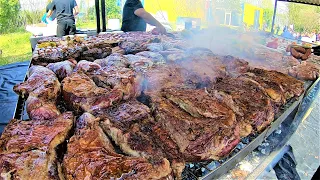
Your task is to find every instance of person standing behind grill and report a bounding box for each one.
[47,0,79,37]
[121,0,166,34]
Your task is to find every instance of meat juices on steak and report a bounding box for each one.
[249,68,305,100]
[62,72,123,114]
[0,112,74,179]
[13,66,61,120]
[212,77,275,136]
[98,100,184,178]
[46,60,76,80]
[63,113,172,180]
[152,96,240,161]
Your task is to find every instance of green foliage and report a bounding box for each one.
[288,3,320,33]
[106,0,121,19]
[0,0,20,33]
[0,31,32,65]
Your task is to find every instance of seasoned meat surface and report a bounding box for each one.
[212,77,274,136]
[13,66,61,120]
[62,72,123,114]
[63,113,172,180]
[0,112,73,154]
[46,60,76,80]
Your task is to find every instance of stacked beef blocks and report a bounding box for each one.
[1,32,305,179]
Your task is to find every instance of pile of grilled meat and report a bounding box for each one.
[0,32,307,179]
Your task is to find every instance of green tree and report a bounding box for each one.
[106,0,121,19]
[261,0,273,30]
[0,0,20,33]
[288,3,320,33]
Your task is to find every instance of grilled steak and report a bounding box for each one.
[0,112,73,154]
[94,53,130,68]
[73,60,101,73]
[63,113,172,180]
[13,66,61,120]
[46,60,76,80]
[62,72,123,114]
[0,112,73,180]
[98,100,184,178]
[0,150,60,180]
[152,96,240,161]
[163,87,236,124]
[249,68,304,100]
[289,61,320,81]
[211,77,274,136]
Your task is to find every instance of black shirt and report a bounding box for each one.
[46,2,57,20]
[121,0,146,32]
[50,0,77,23]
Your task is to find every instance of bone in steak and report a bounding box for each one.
[63,113,172,180]
[212,77,275,137]
[13,66,61,120]
[46,60,76,80]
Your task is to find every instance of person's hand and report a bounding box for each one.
[156,24,166,34]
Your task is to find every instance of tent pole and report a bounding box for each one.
[271,0,278,34]
[101,0,106,32]
[95,0,101,33]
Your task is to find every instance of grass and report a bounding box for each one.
[0,31,32,66]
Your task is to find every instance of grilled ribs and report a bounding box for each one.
[63,113,172,180]
[212,77,274,136]
[13,66,61,120]
[62,72,123,114]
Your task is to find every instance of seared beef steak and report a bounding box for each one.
[0,112,73,154]
[152,96,240,161]
[0,112,74,180]
[62,72,123,114]
[211,77,275,136]
[249,68,304,100]
[13,66,61,120]
[63,113,172,180]
[98,100,184,178]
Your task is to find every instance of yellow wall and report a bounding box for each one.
[243,4,264,29]
[144,0,207,23]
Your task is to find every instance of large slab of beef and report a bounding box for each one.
[289,61,320,81]
[62,72,123,114]
[98,100,184,179]
[0,112,74,179]
[248,68,304,100]
[13,66,61,120]
[46,60,77,80]
[63,113,172,180]
[211,77,274,137]
[151,95,240,162]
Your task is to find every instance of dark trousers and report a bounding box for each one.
[57,19,76,37]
